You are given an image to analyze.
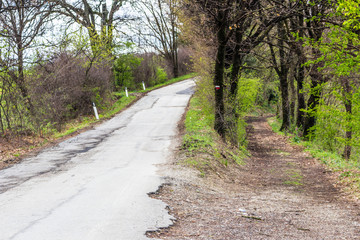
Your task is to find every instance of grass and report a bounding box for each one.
[268,117,360,199]
[181,91,248,177]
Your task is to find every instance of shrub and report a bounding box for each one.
[151,67,168,85]
[113,54,142,90]
[28,52,113,131]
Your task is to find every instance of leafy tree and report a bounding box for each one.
[113,54,143,90]
[308,0,360,159]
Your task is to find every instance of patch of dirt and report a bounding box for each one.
[0,135,44,170]
[149,116,360,239]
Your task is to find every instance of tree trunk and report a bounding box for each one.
[16,42,34,114]
[292,14,306,130]
[214,11,228,139]
[342,78,353,160]
[230,28,242,98]
[296,59,306,129]
[279,74,290,131]
[172,16,179,78]
[302,79,321,138]
[343,101,352,160]
[276,22,290,131]
[289,65,296,125]
[302,57,324,138]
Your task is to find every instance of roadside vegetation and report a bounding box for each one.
[181,92,248,178]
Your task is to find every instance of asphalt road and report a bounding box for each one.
[0,79,196,240]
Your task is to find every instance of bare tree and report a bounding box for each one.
[0,0,54,111]
[134,0,180,78]
[50,0,127,53]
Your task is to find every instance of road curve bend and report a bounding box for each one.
[0,79,196,240]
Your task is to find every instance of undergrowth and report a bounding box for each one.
[268,116,360,199]
[182,92,248,177]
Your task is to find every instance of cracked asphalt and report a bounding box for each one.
[0,79,195,240]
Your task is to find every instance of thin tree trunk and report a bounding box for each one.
[296,59,306,129]
[230,28,242,98]
[279,74,290,131]
[303,58,324,138]
[342,78,352,160]
[343,101,352,160]
[214,11,228,139]
[289,64,296,126]
[272,22,290,131]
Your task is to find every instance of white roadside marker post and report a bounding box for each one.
[125,87,129,97]
[93,102,100,120]
[142,81,146,90]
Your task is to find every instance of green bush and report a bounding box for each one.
[113,54,143,90]
[237,77,263,113]
[155,67,168,84]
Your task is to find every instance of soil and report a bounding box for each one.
[149,115,360,239]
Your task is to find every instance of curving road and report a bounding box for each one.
[0,79,196,240]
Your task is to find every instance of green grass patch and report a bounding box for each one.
[181,91,248,176]
[183,96,214,152]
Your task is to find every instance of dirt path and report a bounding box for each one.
[149,116,360,239]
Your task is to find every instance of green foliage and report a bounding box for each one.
[151,67,168,85]
[337,0,360,31]
[312,85,360,158]
[113,54,143,90]
[300,0,360,162]
[231,77,262,144]
[237,77,263,113]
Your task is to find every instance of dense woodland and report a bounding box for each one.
[0,0,360,165]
